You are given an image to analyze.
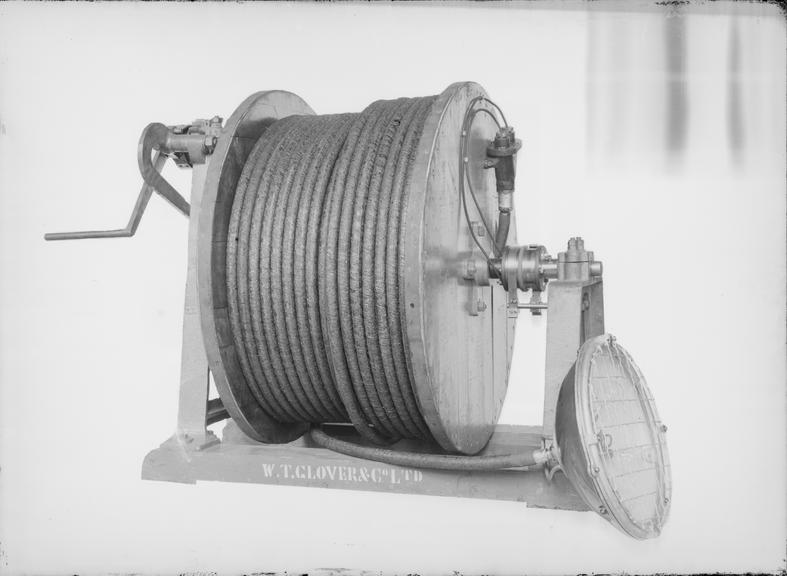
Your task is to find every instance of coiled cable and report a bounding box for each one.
[227,96,434,445]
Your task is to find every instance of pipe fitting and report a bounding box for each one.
[555,237,603,282]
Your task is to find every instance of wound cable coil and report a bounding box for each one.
[226,96,437,446]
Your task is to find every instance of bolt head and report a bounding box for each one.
[203,135,217,151]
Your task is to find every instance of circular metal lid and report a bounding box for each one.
[561,334,672,539]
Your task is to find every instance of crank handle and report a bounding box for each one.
[44,122,194,241]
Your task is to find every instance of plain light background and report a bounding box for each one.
[0,2,785,574]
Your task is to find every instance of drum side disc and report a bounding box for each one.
[403,82,518,454]
[199,91,315,443]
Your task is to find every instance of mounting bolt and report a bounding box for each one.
[203,135,218,153]
[464,259,477,280]
[568,236,585,252]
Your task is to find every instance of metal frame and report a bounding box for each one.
[140,153,603,512]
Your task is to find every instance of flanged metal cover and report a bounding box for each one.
[556,334,672,539]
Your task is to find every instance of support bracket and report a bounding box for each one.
[542,278,605,441]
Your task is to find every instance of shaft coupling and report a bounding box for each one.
[487,236,603,293]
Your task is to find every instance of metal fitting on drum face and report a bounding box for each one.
[484,126,522,254]
[485,126,522,196]
[463,252,491,287]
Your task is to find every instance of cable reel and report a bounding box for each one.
[46,82,671,539]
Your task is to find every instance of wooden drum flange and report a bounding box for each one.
[404,82,516,454]
[199,91,315,443]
